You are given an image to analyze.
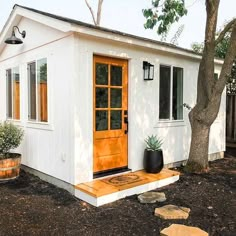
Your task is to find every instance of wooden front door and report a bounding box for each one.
[93,56,128,174]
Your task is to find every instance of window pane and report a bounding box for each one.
[6,69,12,119]
[173,67,183,120]
[111,88,122,108]
[28,62,36,120]
[96,63,108,85]
[110,110,122,130]
[111,65,122,86]
[96,111,108,131]
[96,88,108,108]
[38,58,47,122]
[159,65,171,119]
[13,67,20,120]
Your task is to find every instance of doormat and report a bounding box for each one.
[101,173,147,187]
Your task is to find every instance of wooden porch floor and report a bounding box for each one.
[74,169,180,206]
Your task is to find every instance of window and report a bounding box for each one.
[6,67,20,120]
[159,65,183,121]
[28,58,48,122]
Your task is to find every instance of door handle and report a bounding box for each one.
[124,117,128,134]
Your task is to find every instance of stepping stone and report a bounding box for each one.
[160,224,208,236]
[155,204,190,219]
[138,192,166,203]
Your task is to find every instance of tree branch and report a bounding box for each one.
[85,0,97,26]
[215,18,236,45]
[96,0,103,26]
[215,22,236,95]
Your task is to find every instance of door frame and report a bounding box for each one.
[93,55,129,176]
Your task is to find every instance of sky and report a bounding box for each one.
[0,0,235,49]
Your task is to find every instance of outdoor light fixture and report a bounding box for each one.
[143,61,154,80]
[5,26,26,45]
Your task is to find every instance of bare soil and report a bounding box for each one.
[0,150,235,236]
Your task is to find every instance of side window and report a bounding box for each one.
[172,67,183,120]
[6,67,20,120]
[159,65,171,119]
[28,58,48,122]
[159,65,183,121]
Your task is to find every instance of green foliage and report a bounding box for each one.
[145,135,163,151]
[191,42,204,54]
[143,0,187,35]
[0,122,24,158]
[191,28,236,85]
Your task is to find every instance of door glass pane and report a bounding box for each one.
[6,69,12,119]
[111,88,122,108]
[173,67,183,120]
[159,65,171,119]
[111,65,122,86]
[96,111,108,131]
[28,62,37,120]
[96,63,108,85]
[110,110,122,130]
[96,88,108,108]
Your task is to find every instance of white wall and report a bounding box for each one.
[0,18,76,184]
[74,35,225,183]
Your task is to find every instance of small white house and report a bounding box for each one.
[0,5,225,204]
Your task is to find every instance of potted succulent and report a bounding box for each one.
[0,121,24,182]
[143,135,164,173]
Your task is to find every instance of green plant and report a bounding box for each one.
[144,135,163,151]
[0,122,24,159]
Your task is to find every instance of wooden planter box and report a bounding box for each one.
[0,154,21,181]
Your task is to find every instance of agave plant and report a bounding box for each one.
[144,135,163,151]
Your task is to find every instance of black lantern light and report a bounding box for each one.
[5,26,26,45]
[143,61,154,80]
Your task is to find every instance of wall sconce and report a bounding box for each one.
[143,61,154,80]
[5,26,26,45]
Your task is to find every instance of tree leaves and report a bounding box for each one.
[143,0,187,35]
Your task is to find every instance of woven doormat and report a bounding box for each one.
[102,173,147,187]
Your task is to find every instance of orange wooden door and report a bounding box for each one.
[93,56,128,174]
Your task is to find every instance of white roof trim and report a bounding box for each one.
[0,5,224,65]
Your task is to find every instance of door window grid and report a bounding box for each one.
[95,63,123,131]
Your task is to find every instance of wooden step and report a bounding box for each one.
[74,169,180,207]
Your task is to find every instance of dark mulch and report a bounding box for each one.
[0,152,235,236]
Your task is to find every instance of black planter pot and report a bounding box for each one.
[143,149,164,173]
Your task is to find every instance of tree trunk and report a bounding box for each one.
[187,115,210,172]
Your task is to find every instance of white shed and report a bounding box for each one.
[0,5,225,206]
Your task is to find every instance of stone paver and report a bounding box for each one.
[155,204,190,219]
[160,224,208,236]
[138,192,166,203]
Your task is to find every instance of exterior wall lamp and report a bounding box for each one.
[5,26,26,45]
[143,61,154,80]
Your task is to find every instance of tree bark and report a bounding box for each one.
[97,0,103,26]
[85,0,104,26]
[186,1,236,172]
[186,0,220,172]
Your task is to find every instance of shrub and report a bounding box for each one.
[0,122,24,159]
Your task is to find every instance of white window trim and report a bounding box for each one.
[158,64,184,123]
[6,66,20,121]
[27,58,48,124]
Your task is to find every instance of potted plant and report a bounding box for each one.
[143,135,164,173]
[0,121,24,182]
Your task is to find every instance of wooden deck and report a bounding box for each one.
[75,169,180,206]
